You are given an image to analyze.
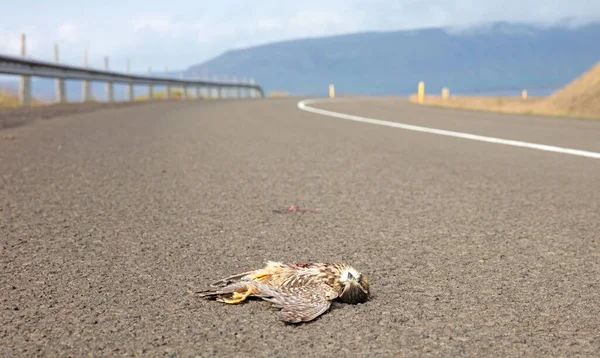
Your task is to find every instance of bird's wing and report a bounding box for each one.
[252,281,338,323]
[277,300,332,323]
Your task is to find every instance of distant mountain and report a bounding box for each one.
[185,20,600,97]
[2,21,600,102]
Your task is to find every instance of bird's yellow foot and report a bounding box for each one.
[217,286,257,304]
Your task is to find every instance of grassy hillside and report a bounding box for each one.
[410,60,600,119]
[538,62,600,117]
[186,21,600,97]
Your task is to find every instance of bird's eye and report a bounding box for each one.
[347,272,355,280]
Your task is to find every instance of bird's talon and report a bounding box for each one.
[220,290,252,304]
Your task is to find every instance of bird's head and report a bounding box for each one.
[338,267,370,304]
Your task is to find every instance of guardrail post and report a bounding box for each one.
[226,75,231,98]
[165,66,171,100]
[203,72,210,99]
[522,89,528,100]
[180,72,189,100]
[19,34,32,107]
[232,75,236,98]
[104,56,114,102]
[249,78,255,98]
[241,77,247,98]
[54,43,66,104]
[126,59,134,101]
[198,74,203,99]
[82,49,91,102]
[148,66,154,100]
[225,75,229,99]
[329,84,335,98]
[213,75,220,99]
[232,76,236,99]
[192,72,199,99]
[233,76,240,99]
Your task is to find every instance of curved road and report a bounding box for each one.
[1,97,599,356]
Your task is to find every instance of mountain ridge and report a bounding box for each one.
[186,20,600,97]
[2,20,600,101]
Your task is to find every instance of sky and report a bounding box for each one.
[1,0,600,75]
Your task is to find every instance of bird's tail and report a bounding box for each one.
[208,261,283,288]
[208,271,255,288]
[197,278,291,304]
[196,281,262,304]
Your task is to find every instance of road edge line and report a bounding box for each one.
[296,98,600,160]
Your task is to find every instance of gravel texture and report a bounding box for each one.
[1,97,599,357]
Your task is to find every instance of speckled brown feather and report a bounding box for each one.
[198,261,370,323]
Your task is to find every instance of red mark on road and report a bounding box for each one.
[272,205,319,214]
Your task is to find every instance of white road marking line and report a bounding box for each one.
[297,98,600,160]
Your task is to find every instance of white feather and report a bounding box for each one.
[340,268,360,283]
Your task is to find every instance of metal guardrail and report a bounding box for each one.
[0,54,263,89]
[0,34,264,106]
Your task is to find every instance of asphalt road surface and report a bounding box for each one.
[1,97,599,357]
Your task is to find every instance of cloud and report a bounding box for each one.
[132,15,174,35]
[0,31,23,55]
[0,26,42,57]
[2,0,600,74]
[56,23,79,43]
